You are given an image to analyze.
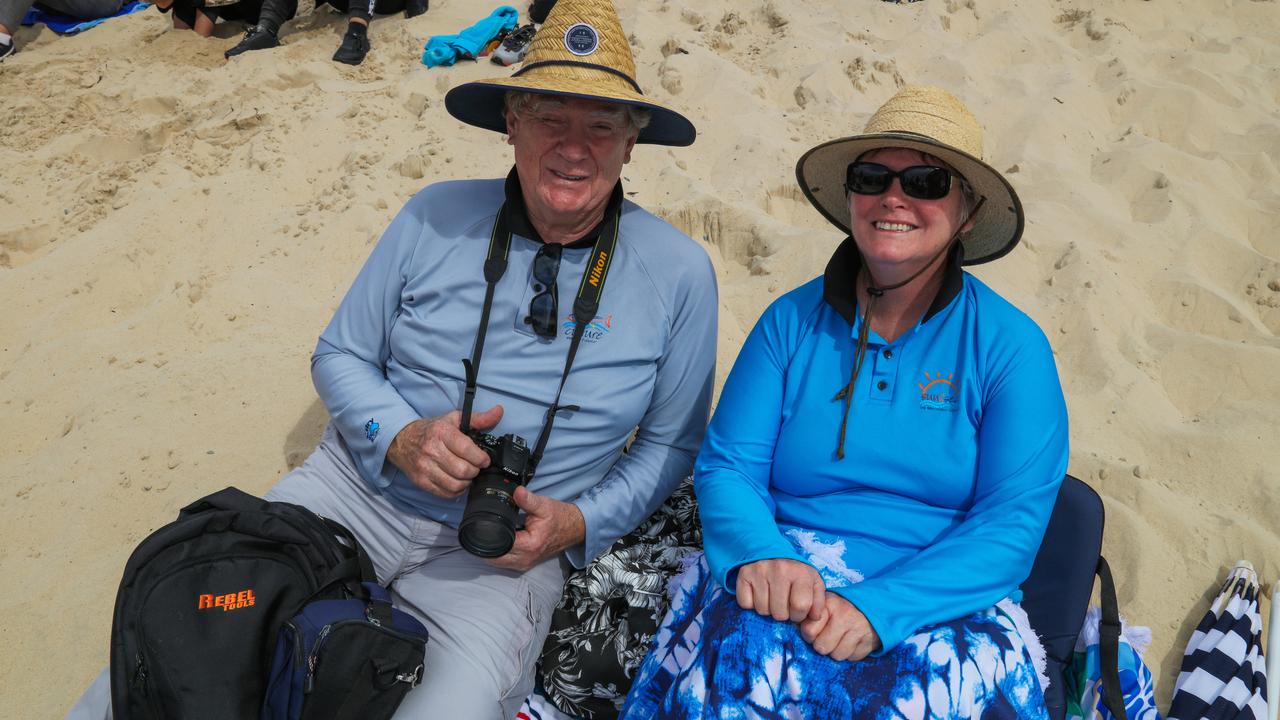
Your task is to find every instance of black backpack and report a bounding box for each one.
[109,487,370,720]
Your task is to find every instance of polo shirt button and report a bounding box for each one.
[877,381,888,391]
[884,349,893,359]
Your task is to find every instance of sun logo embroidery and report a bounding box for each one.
[918,371,958,411]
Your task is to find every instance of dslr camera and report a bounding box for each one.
[458,431,532,558]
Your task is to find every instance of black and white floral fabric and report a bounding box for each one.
[535,478,701,719]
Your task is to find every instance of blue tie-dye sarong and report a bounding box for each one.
[620,553,1049,720]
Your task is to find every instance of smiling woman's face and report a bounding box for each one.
[506,96,638,234]
[848,147,972,275]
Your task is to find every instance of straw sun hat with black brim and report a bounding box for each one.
[795,85,1024,266]
[444,0,695,147]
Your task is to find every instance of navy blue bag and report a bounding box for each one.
[262,581,429,720]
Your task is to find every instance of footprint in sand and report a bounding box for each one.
[1054,9,1107,41]
[396,145,434,180]
[340,148,383,174]
[760,1,789,31]
[1053,242,1077,271]
[186,275,210,304]
[1129,173,1174,224]
[659,62,684,96]
[717,11,747,36]
[265,67,320,92]
[844,57,905,93]
[762,185,812,226]
[664,199,765,270]
[1154,281,1257,342]
[0,223,57,269]
[943,0,979,19]
[679,9,705,31]
[1145,320,1280,420]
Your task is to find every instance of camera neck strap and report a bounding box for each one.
[459,202,620,477]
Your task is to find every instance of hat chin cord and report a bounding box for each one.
[831,210,974,459]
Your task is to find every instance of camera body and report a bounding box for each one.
[458,431,532,558]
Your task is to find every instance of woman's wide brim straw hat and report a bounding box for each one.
[445,0,695,147]
[795,85,1024,266]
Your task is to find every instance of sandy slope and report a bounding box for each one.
[1,0,1277,716]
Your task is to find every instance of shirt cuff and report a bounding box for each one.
[351,408,420,490]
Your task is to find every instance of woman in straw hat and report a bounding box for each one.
[621,86,1068,719]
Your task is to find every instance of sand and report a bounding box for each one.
[1,0,1277,716]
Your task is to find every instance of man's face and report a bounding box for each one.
[506,96,639,232]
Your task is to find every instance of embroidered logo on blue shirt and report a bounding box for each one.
[562,313,613,343]
[364,419,380,441]
[917,371,958,411]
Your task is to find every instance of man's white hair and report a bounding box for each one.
[503,90,651,133]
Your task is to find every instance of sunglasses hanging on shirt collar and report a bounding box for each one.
[459,202,618,474]
[527,244,564,339]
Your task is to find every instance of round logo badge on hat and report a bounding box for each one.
[564,23,599,56]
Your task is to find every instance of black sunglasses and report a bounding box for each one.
[527,244,562,339]
[845,162,953,200]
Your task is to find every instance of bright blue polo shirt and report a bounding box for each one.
[695,239,1069,654]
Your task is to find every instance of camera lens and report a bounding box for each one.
[458,432,530,558]
[458,470,520,557]
[458,512,516,557]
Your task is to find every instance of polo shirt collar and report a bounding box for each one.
[822,237,965,327]
[503,167,624,250]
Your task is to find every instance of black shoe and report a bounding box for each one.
[404,0,427,19]
[331,28,370,65]
[0,38,14,62]
[225,25,279,59]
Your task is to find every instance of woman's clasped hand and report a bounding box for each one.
[735,558,880,661]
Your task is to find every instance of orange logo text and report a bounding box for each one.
[197,589,257,612]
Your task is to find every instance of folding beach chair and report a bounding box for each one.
[1021,474,1128,720]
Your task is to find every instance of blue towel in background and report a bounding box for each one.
[21,0,146,34]
[422,5,518,68]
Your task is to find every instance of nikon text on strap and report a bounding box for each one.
[458,201,619,477]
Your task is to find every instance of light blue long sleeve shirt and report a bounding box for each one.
[695,240,1068,653]
[312,175,718,567]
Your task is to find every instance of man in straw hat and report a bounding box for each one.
[262,0,714,715]
[66,0,714,717]
[622,85,1067,718]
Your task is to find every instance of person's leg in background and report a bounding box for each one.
[0,0,33,59]
[327,0,421,66]
[223,0,294,58]
[163,0,218,37]
[328,0,372,66]
[0,0,121,59]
